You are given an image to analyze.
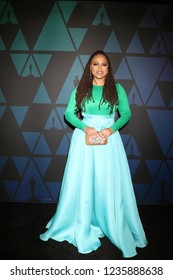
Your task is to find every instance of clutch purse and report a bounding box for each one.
[86,134,108,145]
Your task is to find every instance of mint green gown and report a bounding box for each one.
[40,83,147,258]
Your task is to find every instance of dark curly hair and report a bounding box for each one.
[76,50,118,114]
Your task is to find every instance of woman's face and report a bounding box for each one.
[90,54,109,84]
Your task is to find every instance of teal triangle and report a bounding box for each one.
[128,84,143,106]
[22,132,40,152]
[0,156,7,174]
[145,160,162,179]
[34,3,74,51]
[147,110,173,155]
[56,134,69,155]
[12,157,29,176]
[139,7,157,28]
[14,160,52,202]
[79,55,90,68]
[56,57,83,104]
[114,58,132,80]
[59,1,77,23]
[92,4,111,26]
[44,109,63,130]
[0,106,6,119]
[126,57,166,104]
[147,85,165,107]
[0,88,6,103]
[128,159,141,177]
[126,32,145,54]
[10,29,29,51]
[11,106,29,127]
[104,31,122,53]
[149,33,168,55]
[46,182,61,201]
[3,181,19,200]
[34,134,51,155]
[33,54,52,76]
[22,55,40,77]
[0,2,18,24]
[34,157,51,176]
[69,28,87,50]
[10,54,29,75]
[33,82,51,104]
[55,107,67,128]
[159,60,173,81]
[0,36,6,50]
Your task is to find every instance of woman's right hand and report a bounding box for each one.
[84,126,98,136]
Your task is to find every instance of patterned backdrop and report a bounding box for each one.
[0,1,173,204]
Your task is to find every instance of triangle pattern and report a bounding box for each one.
[161,32,173,53]
[55,107,67,129]
[33,82,51,104]
[14,160,53,202]
[128,84,143,106]
[33,54,52,76]
[145,162,173,204]
[0,1,6,15]
[92,4,111,26]
[10,29,29,51]
[79,55,90,68]
[0,2,18,24]
[149,33,168,55]
[12,157,29,176]
[34,157,52,177]
[126,136,141,158]
[152,4,170,26]
[59,1,77,23]
[0,36,6,50]
[44,109,63,130]
[128,159,141,177]
[11,106,29,127]
[34,134,51,155]
[22,132,40,152]
[3,181,19,200]
[159,60,173,81]
[134,184,151,203]
[69,28,87,50]
[56,57,83,104]
[114,58,132,80]
[0,88,6,103]
[139,7,157,28]
[0,106,6,119]
[34,3,75,51]
[0,156,8,174]
[22,55,40,77]
[10,54,29,75]
[126,32,145,54]
[56,134,69,155]
[147,85,165,107]
[147,109,173,155]
[46,182,61,201]
[126,57,166,104]
[104,31,122,53]
[145,160,162,179]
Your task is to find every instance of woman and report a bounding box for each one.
[40,50,147,258]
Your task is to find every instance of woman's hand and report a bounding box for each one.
[97,128,114,140]
[84,126,98,136]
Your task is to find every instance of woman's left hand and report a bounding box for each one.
[97,128,114,140]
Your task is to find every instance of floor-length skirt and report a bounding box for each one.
[40,114,147,258]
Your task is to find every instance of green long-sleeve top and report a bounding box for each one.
[64,83,131,132]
